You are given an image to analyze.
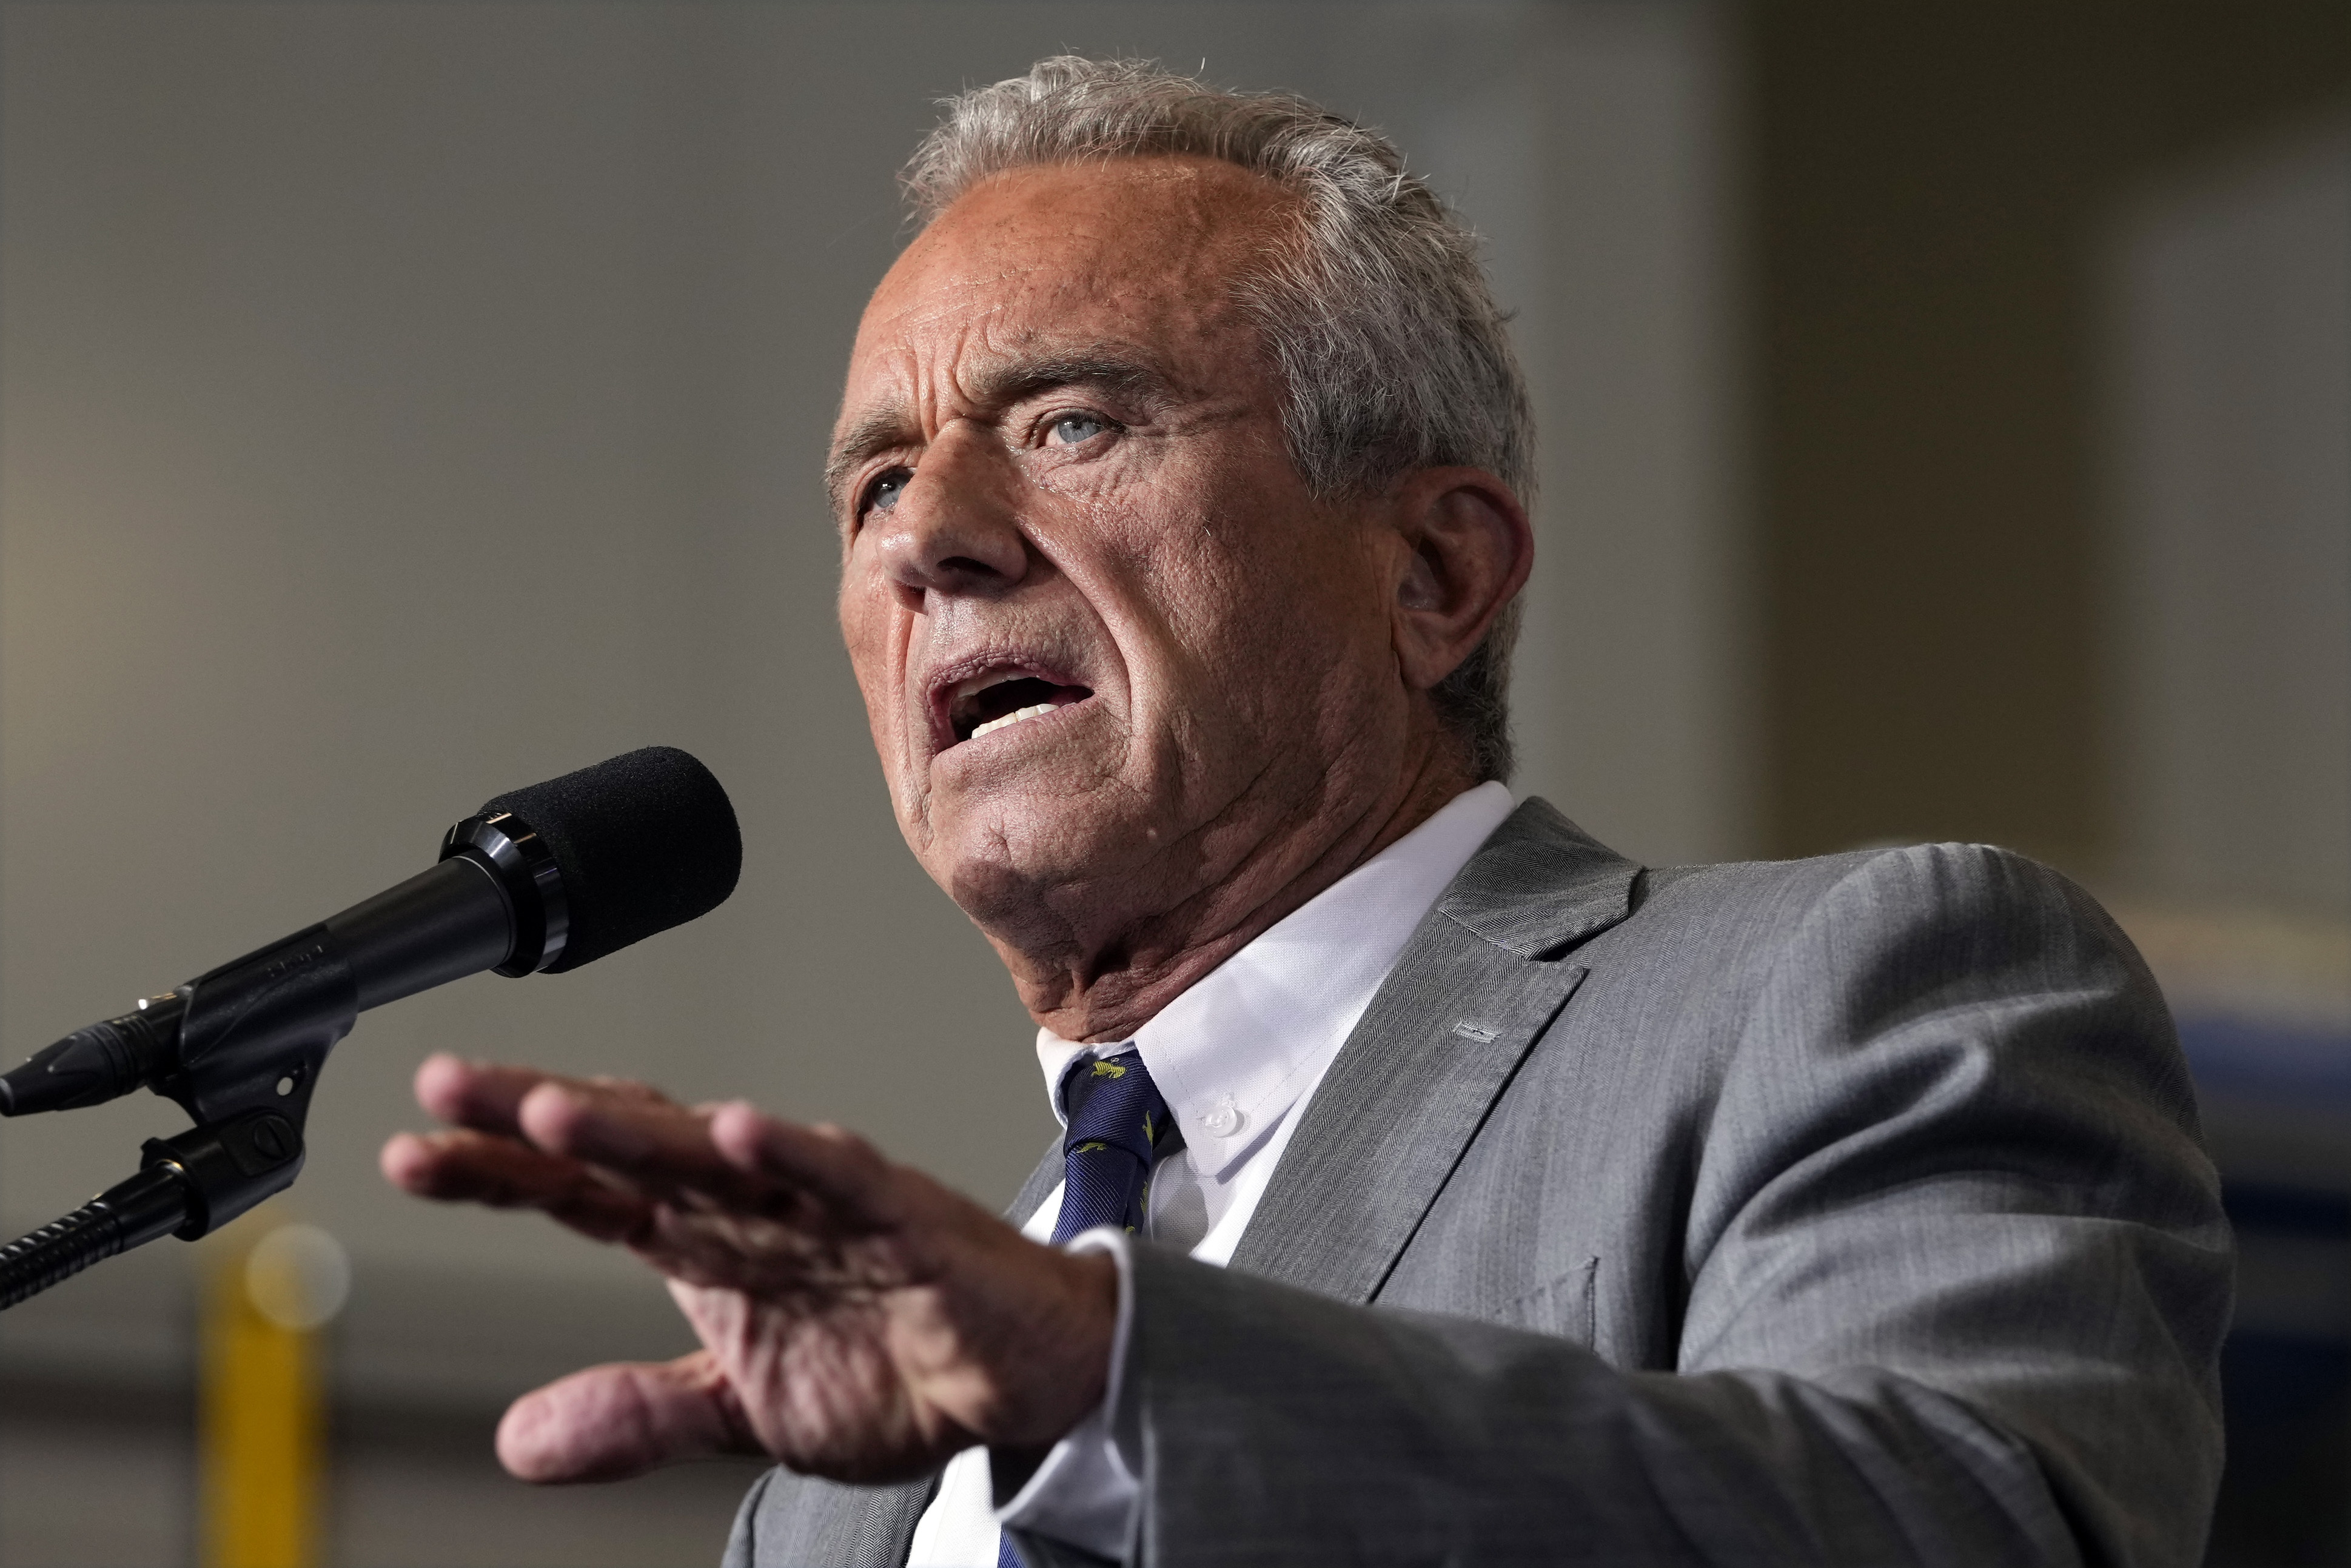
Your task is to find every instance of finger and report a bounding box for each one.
[707,1103,901,1228]
[380,1128,653,1244]
[496,1351,758,1483]
[415,1054,675,1137]
[518,1081,776,1209]
[414,1054,557,1134]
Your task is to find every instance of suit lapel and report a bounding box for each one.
[736,1468,937,1567]
[1007,1136,1062,1227]
[1226,799,1638,1304]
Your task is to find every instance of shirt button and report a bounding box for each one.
[1200,1097,1244,1137]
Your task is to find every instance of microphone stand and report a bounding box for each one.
[0,808,544,1311]
[0,1113,307,1309]
[0,747,724,1312]
[0,923,355,1310]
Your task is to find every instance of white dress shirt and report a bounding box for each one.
[905,782,1515,1567]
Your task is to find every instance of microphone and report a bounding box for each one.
[0,746,740,1308]
[0,746,740,1123]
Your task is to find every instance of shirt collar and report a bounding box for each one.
[1034,782,1515,1179]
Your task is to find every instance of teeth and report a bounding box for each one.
[970,703,1057,740]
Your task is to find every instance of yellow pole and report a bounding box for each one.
[199,1218,344,1568]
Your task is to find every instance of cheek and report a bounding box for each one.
[1161,525,1381,692]
[837,579,911,743]
[1044,444,1381,717]
[836,580,879,694]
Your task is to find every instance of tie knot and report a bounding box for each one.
[1060,1048,1169,1165]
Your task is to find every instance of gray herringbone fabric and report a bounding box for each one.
[726,800,2232,1567]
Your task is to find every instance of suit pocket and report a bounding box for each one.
[1496,1256,1598,1345]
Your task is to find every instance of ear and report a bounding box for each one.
[1384,467,1534,692]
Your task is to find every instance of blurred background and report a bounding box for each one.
[0,2,2342,1564]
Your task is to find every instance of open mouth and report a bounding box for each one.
[948,670,1093,745]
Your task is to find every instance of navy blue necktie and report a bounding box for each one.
[1049,1048,1172,1244]
[999,1049,1172,1568]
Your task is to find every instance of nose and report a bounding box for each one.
[870,424,1031,609]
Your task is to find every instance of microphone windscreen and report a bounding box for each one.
[480,746,741,973]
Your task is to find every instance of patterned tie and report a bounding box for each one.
[1048,1048,1173,1244]
[999,1049,1173,1568]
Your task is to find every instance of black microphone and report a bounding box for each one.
[0,746,741,1122]
[0,746,739,1309]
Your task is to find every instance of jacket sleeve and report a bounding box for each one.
[1106,845,2235,1567]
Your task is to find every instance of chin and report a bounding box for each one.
[925,790,1150,943]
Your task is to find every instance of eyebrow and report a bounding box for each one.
[823,349,1178,517]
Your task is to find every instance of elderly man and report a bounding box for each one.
[384,58,2231,1567]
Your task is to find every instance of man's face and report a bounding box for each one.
[832,158,1414,957]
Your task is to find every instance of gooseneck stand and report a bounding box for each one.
[0,1167,188,1309]
[0,815,543,1312]
[0,1111,307,1310]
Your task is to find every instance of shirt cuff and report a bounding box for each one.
[988,1226,1139,1560]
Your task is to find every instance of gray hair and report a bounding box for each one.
[902,56,1532,783]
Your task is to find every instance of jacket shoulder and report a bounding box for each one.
[1515,833,2186,1138]
[1623,837,2136,962]
[1490,801,2130,976]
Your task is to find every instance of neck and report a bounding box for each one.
[996,745,1478,1043]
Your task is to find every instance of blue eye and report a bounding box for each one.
[1049,413,1110,446]
[862,467,911,515]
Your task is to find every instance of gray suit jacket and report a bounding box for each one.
[725,801,2232,1566]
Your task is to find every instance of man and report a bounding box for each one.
[383,58,2232,1567]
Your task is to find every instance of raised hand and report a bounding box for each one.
[380,1054,1113,1486]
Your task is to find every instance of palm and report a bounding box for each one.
[383,1055,1110,1485]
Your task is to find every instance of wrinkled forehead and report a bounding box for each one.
[842,157,1296,406]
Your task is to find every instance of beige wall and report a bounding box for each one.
[1749,1,2351,871]
[2106,114,2350,922]
[0,4,1739,1302]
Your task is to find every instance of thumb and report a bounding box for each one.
[497,1350,757,1483]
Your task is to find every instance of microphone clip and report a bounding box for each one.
[0,1110,307,1311]
[0,922,347,1309]
[1,921,356,1131]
